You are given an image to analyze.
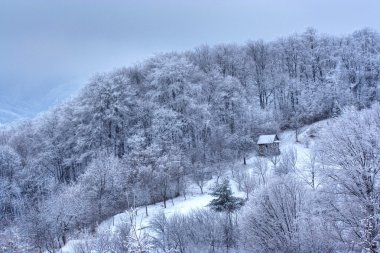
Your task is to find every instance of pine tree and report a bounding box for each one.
[208,179,244,252]
[208,179,244,213]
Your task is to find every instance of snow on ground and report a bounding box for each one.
[75,194,213,250]
[60,176,217,252]
[60,173,247,253]
[60,120,327,253]
[99,192,213,233]
[278,119,330,188]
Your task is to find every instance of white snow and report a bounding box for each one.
[257,134,278,144]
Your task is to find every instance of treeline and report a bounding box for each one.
[0,28,380,252]
[64,105,380,253]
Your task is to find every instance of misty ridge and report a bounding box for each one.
[1,27,380,252]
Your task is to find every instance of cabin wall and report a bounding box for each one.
[258,143,280,156]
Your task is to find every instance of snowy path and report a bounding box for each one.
[60,175,229,252]
[60,171,249,252]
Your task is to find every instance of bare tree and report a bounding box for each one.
[277,147,297,175]
[317,106,380,252]
[190,163,211,194]
[252,157,270,185]
[240,171,256,199]
[299,152,321,190]
[242,176,331,252]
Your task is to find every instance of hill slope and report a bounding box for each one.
[60,121,324,252]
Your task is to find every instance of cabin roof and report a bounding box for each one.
[257,134,279,145]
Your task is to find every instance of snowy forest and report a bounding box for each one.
[1,28,380,252]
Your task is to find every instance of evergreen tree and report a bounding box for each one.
[208,179,244,251]
[208,179,244,213]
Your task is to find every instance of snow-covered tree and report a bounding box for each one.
[316,105,380,252]
[208,179,244,213]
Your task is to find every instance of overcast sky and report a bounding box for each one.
[1,0,380,121]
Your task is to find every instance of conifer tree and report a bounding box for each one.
[208,179,244,213]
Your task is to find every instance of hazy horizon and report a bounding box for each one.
[1,0,380,122]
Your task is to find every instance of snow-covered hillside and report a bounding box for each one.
[1,24,379,252]
[59,121,325,253]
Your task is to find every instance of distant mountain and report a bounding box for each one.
[0,82,83,124]
[0,108,24,123]
[0,95,36,123]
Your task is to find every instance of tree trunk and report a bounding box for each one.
[62,234,66,246]
[364,205,377,253]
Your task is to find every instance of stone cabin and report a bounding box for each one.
[257,134,280,156]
